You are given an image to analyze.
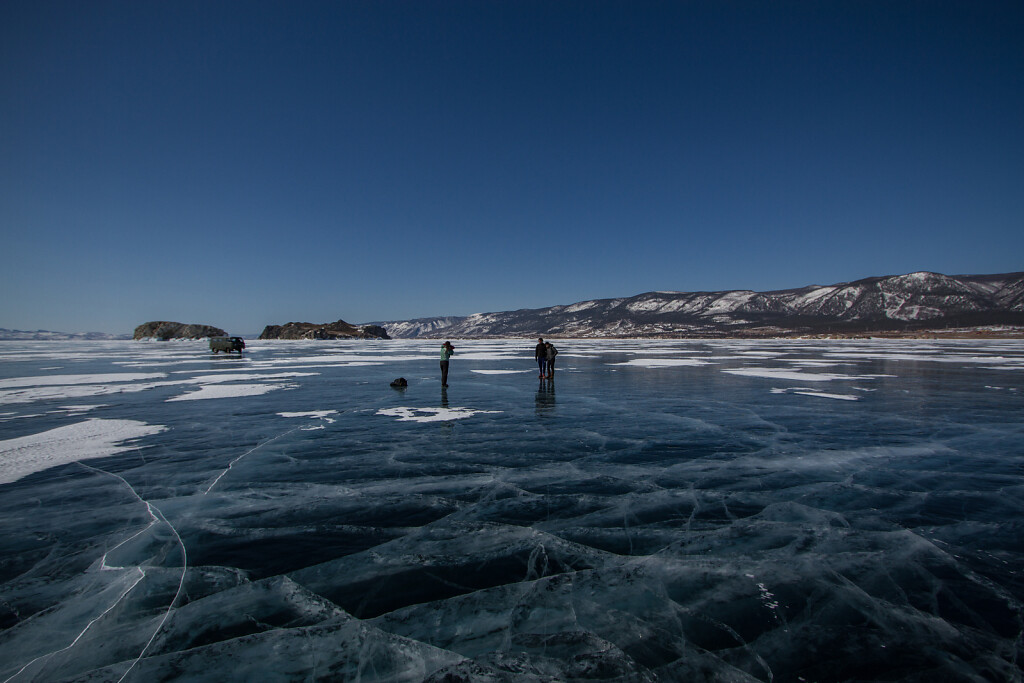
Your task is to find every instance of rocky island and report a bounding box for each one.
[259,319,389,340]
[133,321,227,340]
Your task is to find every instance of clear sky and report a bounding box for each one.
[2,1,1022,334]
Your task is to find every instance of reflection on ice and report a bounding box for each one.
[1,338,1022,681]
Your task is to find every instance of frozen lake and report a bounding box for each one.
[1,338,1022,681]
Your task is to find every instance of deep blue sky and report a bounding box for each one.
[2,1,1022,334]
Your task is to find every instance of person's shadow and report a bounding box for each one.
[535,378,555,417]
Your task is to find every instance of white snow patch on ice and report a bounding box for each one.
[50,404,106,417]
[795,391,859,401]
[185,372,318,384]
[0,418,167,484]
[786,360,845,367]
[278,410,338,430]
[277,410,338,419]
[377,407,502,423]
[771,387,860,401]
[608,358,713,368]
[825,350,1023,366]
[115,359,233,368]
[0,372,318,405]
[724,368,872,382]
[0,373,166,389]
[470,369,534,375]
[627,349,714,355]
[167,384,295,401]
[0,383,161,405]
[265,355,401,364]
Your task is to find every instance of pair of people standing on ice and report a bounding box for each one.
[440,338,557,386]
[535,338,558,379]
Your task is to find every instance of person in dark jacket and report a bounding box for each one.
[535,338,547,378]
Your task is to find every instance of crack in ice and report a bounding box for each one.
[203,427,300,494]
[81,462,189,683]
[3,462,188,683]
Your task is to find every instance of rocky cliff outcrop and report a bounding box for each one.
[259,319,390,340]
[134,321,227,340]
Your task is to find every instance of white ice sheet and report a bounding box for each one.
[608,358,713,368]
[770,388,860,401]
[166,384,295,401]
[470,370,534,375]
[0,373,166,389]
[0,383,165,405]
[723,368,870,382]
[277,410,339,419]
[376,407,502,423]
[0,418,166,484]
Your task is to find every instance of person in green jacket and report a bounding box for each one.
[440,341,455,387]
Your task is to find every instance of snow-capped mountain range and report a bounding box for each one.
[371,271,1024,338]
[0,328,130,341]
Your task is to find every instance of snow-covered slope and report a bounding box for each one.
[774,272,996,321]
[370,271,1024,338]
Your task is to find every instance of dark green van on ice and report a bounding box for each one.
[210,337,246,354]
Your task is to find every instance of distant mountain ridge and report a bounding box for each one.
[369,271,1024,338]
[0,328,129,341]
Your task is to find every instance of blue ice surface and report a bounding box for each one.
[0,338,1022,681]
